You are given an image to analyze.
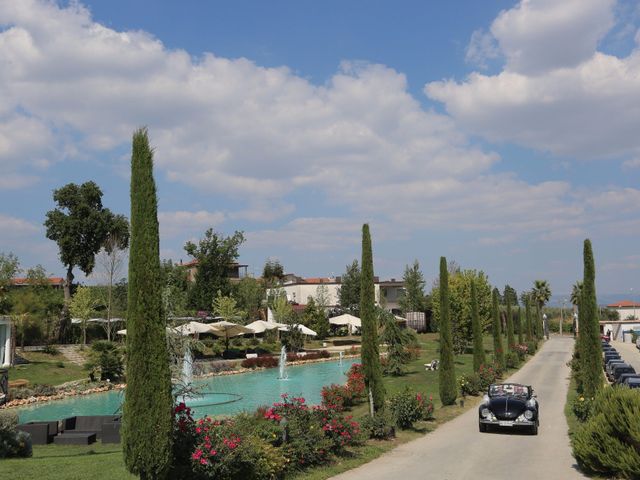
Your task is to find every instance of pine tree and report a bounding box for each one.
[471,279,486,372]
[506,294,515,351]
[517,307,524,345]
[580,239,602,398]
[122,128,173,479]
[438,256,457,406]
[525,297,533,342]
[492,288,505,369]
[360,224,385,412]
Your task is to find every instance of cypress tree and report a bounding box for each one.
[525,298,533,342]
[535,304,543,340]
[360,224,385,412]
[506,294,515,351]
[492,288,505,369]
[122,128,173,479]
[580,239,602,398]
[517,307,524,345]
[471,279,486,372]
[438,256,457,406]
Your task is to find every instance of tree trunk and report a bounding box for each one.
[57,266,74,343]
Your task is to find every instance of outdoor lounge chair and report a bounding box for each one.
[17,421,59,445]
[62,415,120,439]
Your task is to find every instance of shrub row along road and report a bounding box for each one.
[332,336,585,480]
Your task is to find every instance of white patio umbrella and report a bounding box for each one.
[329,314,361,334]
[209,321,253,349]
[172,321,217,336]
[278,324,318,337]
[245,320,286,334]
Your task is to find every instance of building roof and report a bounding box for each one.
[606,300,640,308]
[303,277,334,284]
[10,277,64,287]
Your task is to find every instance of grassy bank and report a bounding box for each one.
[9,351,86,386]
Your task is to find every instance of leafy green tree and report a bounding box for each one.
[471,279,486,372]
[0,252,20,314]
[505,294,515,351]
[438,257,457,406]
[491,288,505,370]
[122,128,173,479]
[339,260,361,315]
[159,260,189,318]
[234,277,265,320]
[96,229,129,340]
[69,285,97,346]
[399,260,427,313]
[302,297,329,339]
[262,259,285,288]
[379,308,416,376]
[431,269,492,353]
[212,292,245,322]
[360,224,385,413]
[502,284,519,306]
[45,181,128,342]
[516,307,524,344]
[184,229,245,310]
[314,284,331,311]
[580,239,602,398]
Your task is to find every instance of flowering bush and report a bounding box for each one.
[346,363,366,400]
[505,351,520,369]
[240,356,278,369]
[514,344,528,360]
[477,364,498,391]
[321,384,351,411]
[287,350,331,361]
[572,395,594,422]
[170,402,198,478]
[458,373,481,396]
[319,408,362,454]
[389,387,434,429]
[361,409,395,439]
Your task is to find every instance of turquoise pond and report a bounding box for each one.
[16,358,358,424]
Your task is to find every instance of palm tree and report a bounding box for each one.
[571,281,583,308]
[532,280,551,311]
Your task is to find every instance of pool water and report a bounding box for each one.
[16,358,357,423]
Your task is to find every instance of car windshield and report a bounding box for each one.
[488,384,529,398]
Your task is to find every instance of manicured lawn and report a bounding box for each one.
[9,351,87,386]
[0,443,134,480]
[2,334,532,479]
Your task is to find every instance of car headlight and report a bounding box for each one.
[524,410,534,420]
[481,408,492,419]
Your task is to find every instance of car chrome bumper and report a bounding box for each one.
[479,419,536,427]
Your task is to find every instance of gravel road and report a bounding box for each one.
[331,336,586,480]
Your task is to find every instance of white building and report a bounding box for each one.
[602,301,640,342]
[0,316,13,368]
[272,275,405,313]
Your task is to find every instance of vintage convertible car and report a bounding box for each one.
[478,383,539,435]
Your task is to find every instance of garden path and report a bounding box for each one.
[331,336,586,480]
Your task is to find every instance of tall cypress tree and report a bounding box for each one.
[517,307,524,345]
[525,298,533,342]
[471,279,486,372]
[491,288,505,369]
[506,295,515,351]
[360,224,385,412]
[438,256,457,406]
[122,128,173,479]
[535,304,543,340]
[580,239,602,398]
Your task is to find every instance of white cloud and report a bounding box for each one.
[158,210,225,238]
[465,29,500,69]
[0,213,39,236]
[426,0,640,160]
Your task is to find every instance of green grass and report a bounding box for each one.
[2,334,531,480]
[0,443,135,480]
[9,351,87,386]
[564,374,580,438]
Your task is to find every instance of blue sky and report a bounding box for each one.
[0,0,639,299]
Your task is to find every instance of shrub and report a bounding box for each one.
[0,411,31,459]
[389,387,433,429]
[169,402,198,479]
[321,384,351,411]
[572,387,640,478]
[477,364,499,391]
[458,373,481,396]
[514,343,528,360]
[345,363,366,401]
[526,340,538,355]
[43,344,60,355]
[361,410,395,440]
[318,408,363,454]
[505,351,519,369]
[85,340,124,381]
[572,395,593,423]
[240,356,278,369]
